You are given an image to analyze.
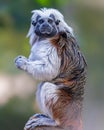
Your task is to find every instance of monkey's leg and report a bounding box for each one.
[24,82,64,130]
[24,114,75,130]
[24,113,59,130]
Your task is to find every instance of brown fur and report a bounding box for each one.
[50,32,87,101]
[44,31,87,130]
[25,31,87,130]
[24,31,86,130]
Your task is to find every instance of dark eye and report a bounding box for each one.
[32,21,37,26]
[55,20,60,25]
[38,19,44,24]
[48,18,53,24]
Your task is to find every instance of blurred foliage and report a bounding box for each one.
[0,0,104,130]
[0,97,34,130]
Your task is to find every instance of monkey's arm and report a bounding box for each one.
[15,55,60,81]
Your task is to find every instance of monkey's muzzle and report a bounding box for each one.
[40,23,52,34]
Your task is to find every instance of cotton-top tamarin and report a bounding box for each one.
[15,8,87,130]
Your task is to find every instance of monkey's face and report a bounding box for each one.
[32,14,60,38]
[27,8,73,43]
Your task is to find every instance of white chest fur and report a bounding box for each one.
[28,39,61,81]
[29,39,55,61]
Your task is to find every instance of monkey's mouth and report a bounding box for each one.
[40,26,52,35]
[35,26,58,38]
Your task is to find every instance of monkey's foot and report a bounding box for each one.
[24,114,57,130]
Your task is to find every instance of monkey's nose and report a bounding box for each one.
[40,24,52,34]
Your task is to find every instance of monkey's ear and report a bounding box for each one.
[55,20,60,25]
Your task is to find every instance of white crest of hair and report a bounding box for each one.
[27,8,74,45]
[40,8,74,34]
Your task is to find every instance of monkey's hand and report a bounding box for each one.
[24,114,57,130]
[15,55,28,70]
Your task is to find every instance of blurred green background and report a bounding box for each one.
[0,0,104,130]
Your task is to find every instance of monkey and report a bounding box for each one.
[15,8,87,130]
